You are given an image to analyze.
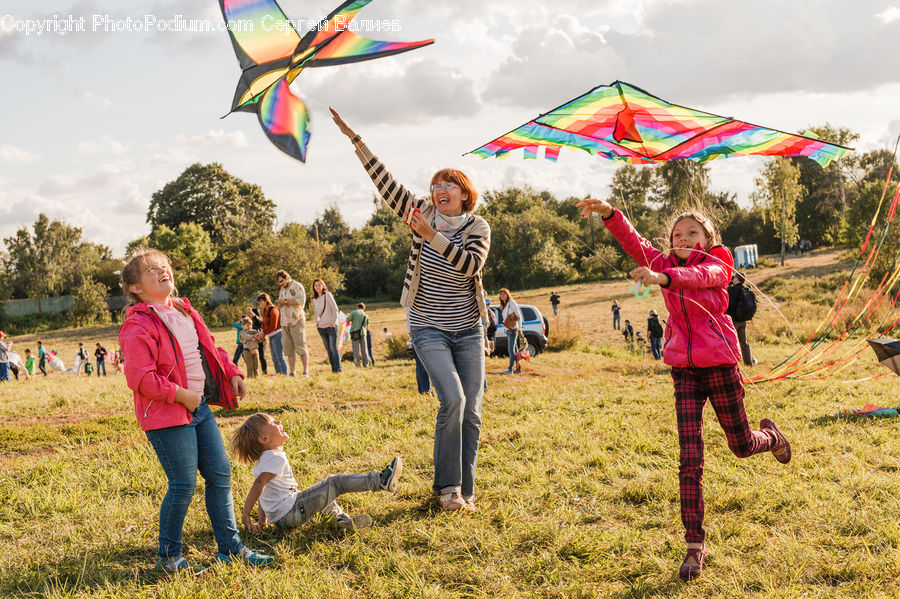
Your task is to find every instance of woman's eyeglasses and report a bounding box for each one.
[430,183,459,192]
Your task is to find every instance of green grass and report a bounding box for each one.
[2,251,900,597]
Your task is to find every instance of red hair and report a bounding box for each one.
[430,169,478,212]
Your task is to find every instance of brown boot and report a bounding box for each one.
[760,418,792,464]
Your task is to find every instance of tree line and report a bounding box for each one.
[1,124,896,332]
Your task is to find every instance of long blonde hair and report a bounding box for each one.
[120,248,176,306]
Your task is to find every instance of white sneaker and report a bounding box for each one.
[500,369,513,375]
[438,492,466,511]
[751,358,758,366]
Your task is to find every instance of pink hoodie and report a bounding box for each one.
[604,210,741,369]
[119,299,243,431]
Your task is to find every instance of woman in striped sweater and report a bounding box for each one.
[332,108,491,512]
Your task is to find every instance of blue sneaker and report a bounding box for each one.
[156,556,199,573]
[379,456,403,492]
[217,547,275,566]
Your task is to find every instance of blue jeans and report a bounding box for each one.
[318,327,342,373]
[232,344,243,365]
[96,359,106,376]
[0,362,8,382]
[613,312,620,330]
[411,325,484,496]
[413,349,431,394]
[268,330,287,375]
[650,336,662,360]
[506,331,519,370]
[144,400,244,560]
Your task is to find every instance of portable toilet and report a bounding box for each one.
[734,244,758,268]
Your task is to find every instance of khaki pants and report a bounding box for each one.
[282,320,308,357]
[243,349,259,378]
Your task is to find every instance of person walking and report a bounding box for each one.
[0,332,10,383]
[312,279,342,374]
[332,108,490,512]
[648,309,664,360]
[276,269,309,377]
[549,291,561,316]
[95,343,108,377]
[257,293,287,375]
[75,342,89,375]
[37,341,48,376]
[347,303,371,367]
[231,320,244,366]
[499,288,523,375]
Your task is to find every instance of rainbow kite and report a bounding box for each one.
[219,0,433,162]
[468,81,851,167]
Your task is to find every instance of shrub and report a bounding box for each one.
[70,278,111,327]
[207,303,246,328]
[546,314,581,352]
[386,333,410,360]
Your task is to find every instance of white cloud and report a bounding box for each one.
[174,129,250,148]
[75,136,128,158]
[77,90,111,109]
[482,15,625,109]
[878,6,900,23]
[306,59,480,124]
[0,144,40,166]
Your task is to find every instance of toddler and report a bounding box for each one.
[232,413,402,532]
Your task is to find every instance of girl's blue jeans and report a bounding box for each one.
[318,326,342,373]
[145,400,244,561]
[268,330,287,375]
[411,325,484,496]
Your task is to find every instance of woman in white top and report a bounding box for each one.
[499,288,523,374]
[312,278,341,373]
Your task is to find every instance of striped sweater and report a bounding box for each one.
[353,141,491,326]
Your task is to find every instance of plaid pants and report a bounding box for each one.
[672,365,777,544]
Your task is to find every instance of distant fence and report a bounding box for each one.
[2,286,231,317]
[2,296,75,317]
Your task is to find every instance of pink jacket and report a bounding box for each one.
[119,299,243,431]
[604,210,741,368]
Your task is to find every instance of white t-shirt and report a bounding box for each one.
[153,303,205,394]
[254,449,300,524]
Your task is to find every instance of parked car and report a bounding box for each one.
[404,304,550,359]
[490,304,549,358]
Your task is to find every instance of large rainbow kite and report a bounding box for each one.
[468,80,851,167]
[219,0,433,162]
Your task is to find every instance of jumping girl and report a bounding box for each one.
[576,199,791,581]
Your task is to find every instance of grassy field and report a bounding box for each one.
[2,249,900,598]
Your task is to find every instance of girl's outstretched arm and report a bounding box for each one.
[577,198,665,269]
[331,107,422,222]
[242,472,276,534]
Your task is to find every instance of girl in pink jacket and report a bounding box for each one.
[118,248,273,572]
[577,199,791,582]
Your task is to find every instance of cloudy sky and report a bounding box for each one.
[2,0,899,254]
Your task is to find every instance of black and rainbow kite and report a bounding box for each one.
[219,0,433,162]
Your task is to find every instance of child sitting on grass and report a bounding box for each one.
[231,413,402,532]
